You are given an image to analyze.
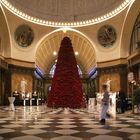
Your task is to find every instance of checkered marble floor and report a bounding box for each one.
[0,106,140,140]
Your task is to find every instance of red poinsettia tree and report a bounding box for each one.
[47,37,85,108]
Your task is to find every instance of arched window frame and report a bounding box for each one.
[130,13,140,54]
[49,63,83,77]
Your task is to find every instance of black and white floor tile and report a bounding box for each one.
[0,106,140,140]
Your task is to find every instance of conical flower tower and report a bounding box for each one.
[47,37,85,108]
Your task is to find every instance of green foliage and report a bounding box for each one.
[88,88,96,98]
[133,88,140,105]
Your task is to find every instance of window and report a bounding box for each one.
[130,13,140,54]
[49,64,83,77]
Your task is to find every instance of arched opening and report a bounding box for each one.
[35,29,97,76]
[0,6,11,105]
[34,29,97,101]
[49,61,83,78]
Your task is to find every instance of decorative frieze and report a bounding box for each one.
[0,58,8,69]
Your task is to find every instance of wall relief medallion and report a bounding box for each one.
[15,24,34,47]
[97,25,117,48]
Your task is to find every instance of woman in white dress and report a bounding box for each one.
[100,84,110,125]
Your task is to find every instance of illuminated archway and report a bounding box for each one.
[35,28,96,75]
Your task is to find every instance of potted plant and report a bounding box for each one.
[133,87,140,113]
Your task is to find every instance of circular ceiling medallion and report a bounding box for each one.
[14,24,34,47]
[97,25,117,48]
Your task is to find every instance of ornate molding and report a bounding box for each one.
[97,63,127,74]
[0,58,8,69]
[6,58,35,68]
[128,54,140,66]
[97,58,127,68]
[0,0,134,27]
[9,64,35,74]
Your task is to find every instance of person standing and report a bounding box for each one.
[119,89,126,113]
[100,84,110,125]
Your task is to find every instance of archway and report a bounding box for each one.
[0,6,11,105]
[35,28,97,76]
[34,28,97,101]
[120,0,140,57]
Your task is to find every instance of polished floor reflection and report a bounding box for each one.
[0,106,140,140]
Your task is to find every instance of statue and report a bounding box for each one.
[20,78,27,93]
[106,78,111,92]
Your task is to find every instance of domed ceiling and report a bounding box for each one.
[1,0,134,27]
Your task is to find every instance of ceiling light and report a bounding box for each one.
[53,51,57,56]
[63,29,67,33]
[75,51,79,55]
[0,0,134,27]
